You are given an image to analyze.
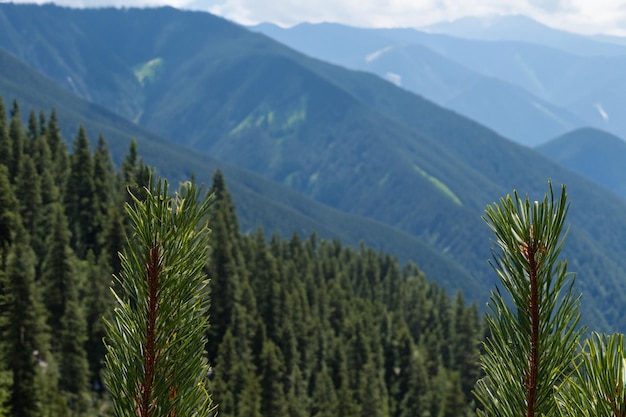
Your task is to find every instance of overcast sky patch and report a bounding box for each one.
[5,0,626,36]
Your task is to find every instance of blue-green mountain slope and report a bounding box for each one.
[3,4,626,330]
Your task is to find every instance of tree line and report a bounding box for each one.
[0,97,483,416]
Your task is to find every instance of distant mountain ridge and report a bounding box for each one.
[423,14,626,56]
[537,127,626,200]
[252,19,626,145]
[3,4,626,330]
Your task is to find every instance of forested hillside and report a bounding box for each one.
[0,98,482,416]
[5,4,626,333]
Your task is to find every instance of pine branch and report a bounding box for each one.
[103,178,214,417]
[475,182,583,417]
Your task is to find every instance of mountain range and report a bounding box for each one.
[252,17,626,147]
[2,4,626,330]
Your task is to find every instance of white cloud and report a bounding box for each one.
[201,0,626,35]
[6,0,626,36]
[4,0,190,7]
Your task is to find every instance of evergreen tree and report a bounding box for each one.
[15,155,42,241]
[65,126,96,257]
[398,348,430,417]
[101,201,126,275]
[435,369,467,417]
[44,110,69,195]
[358,358,389,417]
[259,341,288,417]
[7,100,23,182]
[119,139,151,206]
[0,166,17,265]
[58,296,90,415]
[92,135,115,251]
[40,203,76,340]
[329,339,360,417]
[207,171,245,361]
[474,184,583,417]
[251,230,282,342]
[38,111,47,138]
[0,98,10,170]
[3,229,50,417]
[83,251,114,390]
[39,201,90,414]
[0,336,10,417]
[236,369,263,417]
[311,365,338,417]
[451,293,481,400]
[25,110,40,155]
[211,303,260,417]
[31,125,61,274]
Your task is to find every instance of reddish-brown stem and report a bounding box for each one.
[137,246,161,417]
[523,233,540,417]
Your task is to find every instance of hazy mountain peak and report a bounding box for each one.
[424,14,549,37]
[424,14,626,56]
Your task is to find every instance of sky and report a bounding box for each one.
[6,0,626,36]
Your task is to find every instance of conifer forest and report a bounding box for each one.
[0,97,483,416]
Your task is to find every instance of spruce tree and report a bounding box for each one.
[103,178,213,417]
[0,98,9,170]
[398,346,430,417]
[44,110,69,195]
[41,203,76,339]
[58,295,90,414]
[0,332,10,417]
[259,341,288,417]
[358,358,389,417]
[92,135,115,252]
[7,100,23,182]
[83,251,114,390]
[474,183,583,417]
[206,171,245,361]
[3,228,50,417]
[15,155,42,241]
[311,365,338,417]
[25,110,40,155]
[0,166,17,265]
[451,293,481,400]
[65,125,96,257]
